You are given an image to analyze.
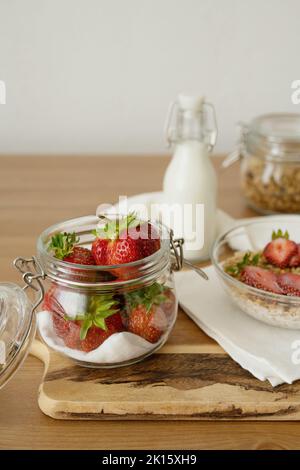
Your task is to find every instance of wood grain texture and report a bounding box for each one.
[1,155,300,449]
[34,340,300,421]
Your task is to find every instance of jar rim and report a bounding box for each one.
[36,215,171,290]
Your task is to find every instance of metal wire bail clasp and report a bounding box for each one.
[13,257,45,312]
[170,230,184,271]
[169,230,209,280]
[222,121,248,169]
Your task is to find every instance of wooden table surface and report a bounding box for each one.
[0,155,299,450]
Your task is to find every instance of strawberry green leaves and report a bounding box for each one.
[126,282,168,314]
[272,229,289,240]
[225,252,260,277]
[48,232,79,260]
[75,294,119,340]
[92,212,140,240]
[79,317,93,340]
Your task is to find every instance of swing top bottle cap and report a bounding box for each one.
[177,94,205,112]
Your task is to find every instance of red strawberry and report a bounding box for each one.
[107,237,141,265]
[240,266,283,294]
[91,238,109,265]
[127,282,169,343]
[278,273,300,297]
[43,288,79,343]
[126,222,160,258]
[263,238,297,268]
[63,246,94,265]
[52,312,70,338]
[45,290,123,352]
[93,213,144,267]
[289,244,300,268]
[80,313,123,352]
[93,218,160,265]
[128,304,167,343]
[60,320,81,349]
[73,294,122,351]
[48,232,95,265]
[43,287,65,315]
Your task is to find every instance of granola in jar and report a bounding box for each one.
[225,114,300,214]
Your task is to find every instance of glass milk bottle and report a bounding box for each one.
[163,94,218,262]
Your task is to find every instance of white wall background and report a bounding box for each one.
[0,0,299,155]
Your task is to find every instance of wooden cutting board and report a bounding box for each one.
[30,338,300,421]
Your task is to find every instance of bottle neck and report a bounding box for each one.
[176,109,205,142]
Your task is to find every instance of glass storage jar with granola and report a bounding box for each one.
[225,114,300,214]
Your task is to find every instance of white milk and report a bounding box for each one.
[163,94,217,261]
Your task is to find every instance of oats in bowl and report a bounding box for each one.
[211,220,300,329]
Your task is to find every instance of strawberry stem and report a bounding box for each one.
[272,229,289,240]
[93,212,140,240]
[225,252,260,277]
[75,294,119,340]
[48,232,79,259]
[126,283,168,314]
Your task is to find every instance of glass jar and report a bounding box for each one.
[226,113,300,214]
[0,215,184,388]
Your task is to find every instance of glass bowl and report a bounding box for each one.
[211,216,300,329]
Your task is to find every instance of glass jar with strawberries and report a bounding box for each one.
[31,213,181,367]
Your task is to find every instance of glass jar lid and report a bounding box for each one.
[0,283,34,389]
[246,113,300,161]
[222,113,300,169]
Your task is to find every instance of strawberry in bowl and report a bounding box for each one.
[224,229,300,296]
[212,220,300,329]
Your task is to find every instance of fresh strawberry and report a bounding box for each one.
[62,321,82,350]
[127,283,169,343]
[91,238,109,265]
[126,222,160,258]
[92,213,143,266]
[128,304,167,343]
[278,273,300,297]
[48,232,95,265]
[80,313,123,352]
[263,238,297,268]
[43,287,65,315]
[64,246,95,265]
[52,312,70,337]
[54,313,124,352]
[72,294,123,351]
[240,266,283,294]
[289,244,300,268]
[44,288,78,341]
[107,237,141,265]
[45,290,123,351]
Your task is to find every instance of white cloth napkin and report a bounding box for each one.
[175,267,300,386]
